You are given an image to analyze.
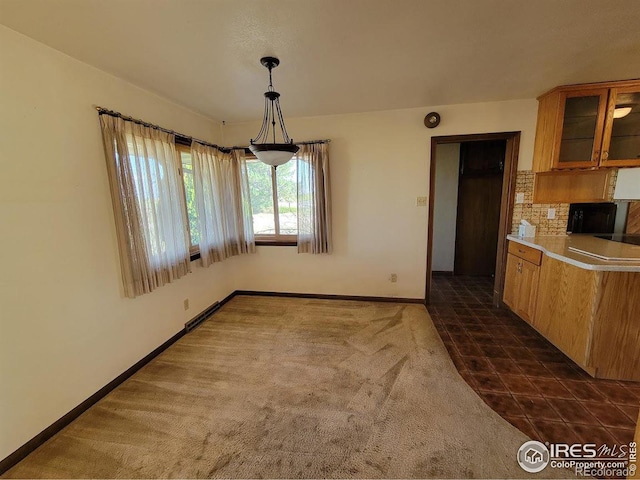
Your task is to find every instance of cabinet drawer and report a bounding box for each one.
[508,241,542,266]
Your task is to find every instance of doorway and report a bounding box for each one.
[425,132,520,305]
[454,140,505,276]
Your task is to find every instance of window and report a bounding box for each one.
[126,149,165,264]
[176,143,200,254]
[100,114,192,297]
[178,141,299,251]
[246,156,298,244]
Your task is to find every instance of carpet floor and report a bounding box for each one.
[3,296,573,478]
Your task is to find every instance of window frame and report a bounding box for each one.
[175,141,201,261]
[246,154,298,246]
[176,144,298,255]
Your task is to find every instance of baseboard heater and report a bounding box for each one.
[185,301,220,332]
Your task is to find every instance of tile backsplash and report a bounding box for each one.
[510,170,618,236]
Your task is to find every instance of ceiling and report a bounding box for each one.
[2,0,640,123]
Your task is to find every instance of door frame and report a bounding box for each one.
[425,131,521,306]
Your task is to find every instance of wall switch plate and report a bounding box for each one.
[416,196,428,207]
[547,208,556,219]
[389,274,398,283]
[183,299,189,310]
[516,193,525,204]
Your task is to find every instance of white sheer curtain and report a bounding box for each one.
[191,142,255,266]
[297,143,332,253]
[100,115,191,298]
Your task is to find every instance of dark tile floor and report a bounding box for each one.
[428,274,640,448]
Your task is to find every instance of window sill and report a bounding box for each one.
[187,239,298,253]
[189,240,297,258]
[255,240,298,247]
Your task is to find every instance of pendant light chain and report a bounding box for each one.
[271,94,277,144]
[249,57,299,167]
[275,100,291,144]
[250,57,294,146]
[254,96,269,143]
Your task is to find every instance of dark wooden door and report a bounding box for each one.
[454,140,505,276]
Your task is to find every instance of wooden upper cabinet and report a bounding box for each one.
[533,79,640,172]
[600,85,640,167]
[553,89,608,169]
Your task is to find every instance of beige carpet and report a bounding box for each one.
[4,296,572,478]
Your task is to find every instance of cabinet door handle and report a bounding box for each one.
[593,150,600,162]
[602,151,609,160]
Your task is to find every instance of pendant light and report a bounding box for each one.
[249,57,299,167]
[613,105,633,119]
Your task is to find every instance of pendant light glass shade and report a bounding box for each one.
[249,143,298,167]
[250,57,299,167]
[613,106,633,119]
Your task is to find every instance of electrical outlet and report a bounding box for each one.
[547,208,556,220]
[416,196,428,207]
[183,298,189,310]
[390,273,398,283]
[516,193,525,204]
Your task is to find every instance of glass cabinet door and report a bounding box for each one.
[601,87,640,167]
[553,89,608,169]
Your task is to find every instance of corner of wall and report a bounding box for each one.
[217,121,226,145]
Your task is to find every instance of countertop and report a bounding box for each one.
[507,234,640,272]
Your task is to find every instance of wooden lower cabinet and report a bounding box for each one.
[590,271,640,381]
[502,254,518,309]
[503,253,540,323]
[503,241,640,381]
[534,257,598,368]
[522,255,640,381]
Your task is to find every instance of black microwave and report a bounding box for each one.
[568,203,617,234]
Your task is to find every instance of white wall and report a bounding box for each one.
[224,99,538,299]
[614,168,640,200]
[432,143,461,272]
[0,26,234,460]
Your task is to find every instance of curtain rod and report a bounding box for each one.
[230,139,331,150]
[94,106,230,153]
[94,106,331,151]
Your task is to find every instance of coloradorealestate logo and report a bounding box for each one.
[517,440,550,473]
